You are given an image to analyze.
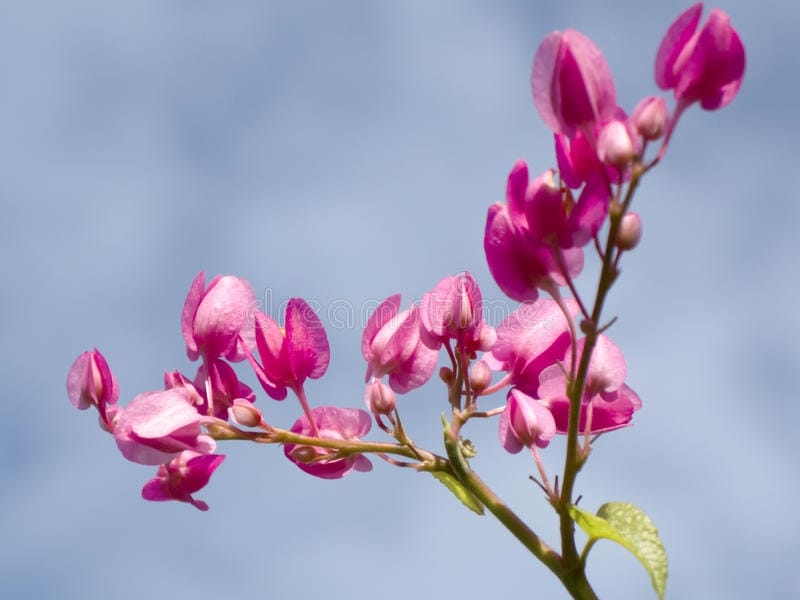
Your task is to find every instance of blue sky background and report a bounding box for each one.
[2,1,798,598]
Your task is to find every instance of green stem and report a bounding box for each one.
[558,164,644,587]
[442,416,597,599]
[206,420,451,469]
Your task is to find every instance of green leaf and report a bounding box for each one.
[569,502,667,599]
[431,471,484,515]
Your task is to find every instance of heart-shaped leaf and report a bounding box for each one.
[570,502,667,599]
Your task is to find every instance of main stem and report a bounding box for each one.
[557,165,644,592]
[444,416,597,599]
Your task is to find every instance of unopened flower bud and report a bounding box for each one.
[469,360,492,393]
[365,378,396,415]
[439,366,454,385]
[597,120,634,167]
[289,445,320,464]
[631,96,669,140]
[616,212,643,251]
[229,399,263,427]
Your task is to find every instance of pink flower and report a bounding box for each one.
[532,29,617,138]
[248,298,330,401]
[284,407,373,479]
[537,335,642,434]
[113,388,216,465]
[182,271,256,363]
[419,272,496,356]
[362,295,439,393]
[66,349,120,431]
[197,359,255,417]
[499,388,557,452]
[142,451,225,511]
[485,298,579,396]
[655,3,745,111]
[165,361,255,420]
[484,161,584,302]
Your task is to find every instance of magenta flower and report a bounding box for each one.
[484,161,584,302]
[485,298,579,396]
[532,29,617,138]
[499,388,557,452]
[248,298,330,401]
[142,451,225,511]
[200,359,255,418]
[537,334,642,434]
[182,271,256,363]
[655,3,745,111]
[284,406,373,479]
[66,349,120,431]
[113,388,216,465]
[165,360,255,420]
[362,295,439,393]
[419,272,496,356]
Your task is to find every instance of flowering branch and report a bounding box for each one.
[66,4,744,598]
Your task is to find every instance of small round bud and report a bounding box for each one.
[631,96,669,141]
[229,399,263,427]
[288,445,321,464]
[439,366,454,385]
[597,120,634,168]
[616,212,643,251]
[469,360,492,393]
[365,378,396,415]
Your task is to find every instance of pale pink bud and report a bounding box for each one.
[439,366,455,385]
[229,399,263,427]
[616,212,643,251]
[498,388,556,452]
[469,360,492,393]
[597,120,634,168]
[631,96,669,140]
[365,378,396,415]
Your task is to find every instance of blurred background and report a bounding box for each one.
[2,1,797,598]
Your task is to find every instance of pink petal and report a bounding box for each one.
[181,271,206,361]
[362,294,401,361]
[506,159,530,224]
[655,3,703,90]
[484,203,540,303]
[285,297,330,382]
[387,339,439,394]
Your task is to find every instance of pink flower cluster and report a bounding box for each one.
[482,3,743,454]
[67,4,744,510]
[68,272,373,510]
[487,3,744,304]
